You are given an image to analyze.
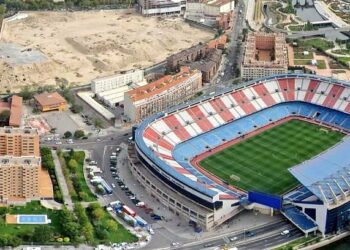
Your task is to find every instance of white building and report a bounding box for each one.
[185,0,234,26]
[91,69,147,108]
[138,0,185,16]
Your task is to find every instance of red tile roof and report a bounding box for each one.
[34,92,67,107]
[9,95,22,127]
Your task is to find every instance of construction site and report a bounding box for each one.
[0,10,213,92]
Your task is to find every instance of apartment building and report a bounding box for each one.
[0,127,48,204]
[241,32,288,80]
[124,67,202,122]
[184,48,222,82]
[167,43,208,71]
[0,127,40,157]
[91,69,147,107]
[0,156,41,202]
[167,39,225,83]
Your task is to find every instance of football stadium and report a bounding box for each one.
[131,74,350,236]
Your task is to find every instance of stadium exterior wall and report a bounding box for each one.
[134,73,350,233]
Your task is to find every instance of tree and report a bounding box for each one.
[79,191,88,201]
[105,219,118,232]
[18,86,34,101]
[71,104,83,114]
[32,225,53,243]
[92,207,104,220]
[64,131,72,138]
[74,130,85,139]
[94,118,104,129]
[68,159,78,173]
[73,151,85,163]
[0,110,10,123]
[64,222,81,241]
[95,225,108,240]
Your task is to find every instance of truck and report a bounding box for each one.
[109,200,121,208]
[135,215,148,227]
[100,178,113,195]
[96,184,106,195]
[122,205,136,217]
[123,214,138,227]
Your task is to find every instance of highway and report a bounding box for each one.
[176,220,302,250]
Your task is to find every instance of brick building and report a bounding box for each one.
[241,32,288,80]
[166,37,225,83]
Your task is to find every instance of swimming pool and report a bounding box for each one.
[17,215,50,224]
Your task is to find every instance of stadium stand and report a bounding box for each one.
[134,74,350,233]
[282,205,318,232]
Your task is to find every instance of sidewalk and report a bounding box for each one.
[52,150,74,210]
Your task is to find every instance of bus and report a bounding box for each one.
[122,205,136,217]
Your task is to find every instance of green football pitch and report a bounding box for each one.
[199,119,345,195]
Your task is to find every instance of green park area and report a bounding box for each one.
[0,201,137,247]
[59,149,96,202]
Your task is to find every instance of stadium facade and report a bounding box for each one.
[131,74,350,235]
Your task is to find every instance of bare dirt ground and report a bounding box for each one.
[0,10,213,92]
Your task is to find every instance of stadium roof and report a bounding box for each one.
[289,137,350,206]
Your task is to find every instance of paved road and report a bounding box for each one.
[42,130,303,250]
[206,0,246,95]
[176,220,302,250]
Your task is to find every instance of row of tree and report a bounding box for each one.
[64,130,85,139]
[2,0,134,12]
[41,147,64,203]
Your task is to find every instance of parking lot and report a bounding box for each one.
[44,111,79,134]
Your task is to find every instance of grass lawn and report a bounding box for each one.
[200,120,344,195]
[294,51,313,60]
[85,204,138,244]
[300,38,334,52]
[332,49,350,55]
[316,60,327,69]
[288,25,304,31]
[100,210,137,243]
[337,57,350,66]
[294,59,310,65]
[0,201,65,243]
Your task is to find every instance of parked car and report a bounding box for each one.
[111,183,116,188]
